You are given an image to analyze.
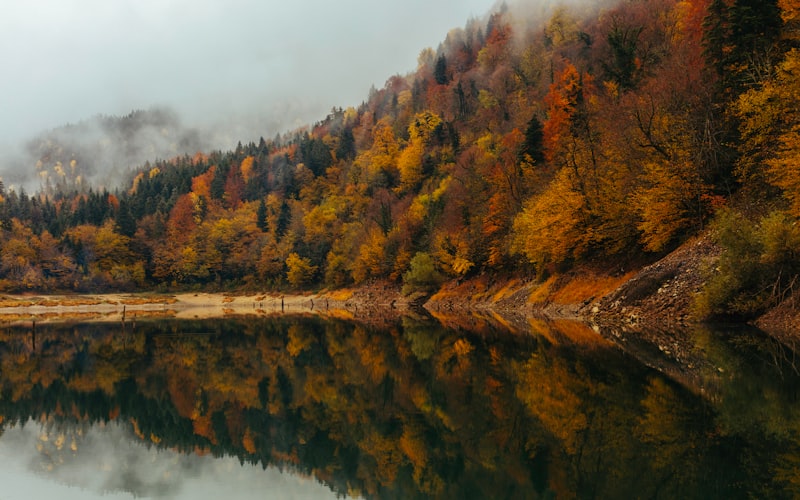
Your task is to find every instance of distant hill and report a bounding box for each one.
[12,107,208,191]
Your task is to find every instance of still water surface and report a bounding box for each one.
[0,315,797,499]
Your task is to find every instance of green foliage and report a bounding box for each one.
[401,252,444,296]
[696,209,800,318]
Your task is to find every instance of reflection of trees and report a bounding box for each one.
[0,318,796,498]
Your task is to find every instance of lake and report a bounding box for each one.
[0,314,797,499]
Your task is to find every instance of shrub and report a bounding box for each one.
[696,209,800,318]
[402,252,444,296]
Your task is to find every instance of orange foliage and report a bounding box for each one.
[191,166,216,199]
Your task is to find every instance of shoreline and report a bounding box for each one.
[0,288,414,325]
[0,282,794,402]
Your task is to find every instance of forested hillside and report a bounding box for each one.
[0,0,797,318]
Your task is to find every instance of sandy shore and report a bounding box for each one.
[0,292,336,323]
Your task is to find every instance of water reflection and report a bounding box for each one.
[0,420,331,499]
[0,315,797,498]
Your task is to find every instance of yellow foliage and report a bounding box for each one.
[408,111,442,141]
[511,168,589,270]
[285,252,317,287]
[432,232,473,276]
[352,227,388,283]
[635,160,698,252]
[355,120,399,185]
[130,172,145,194]
[240,156,255,183]
[397,139,424,192]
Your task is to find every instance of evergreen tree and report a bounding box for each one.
[256,198,268,232]
[115,199,137,237]
[434,54,449,84]
[521,115,545,165]
[336,127,356,161]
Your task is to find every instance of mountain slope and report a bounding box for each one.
[0,0,796,326]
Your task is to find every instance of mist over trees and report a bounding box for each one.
[0,0,796,318]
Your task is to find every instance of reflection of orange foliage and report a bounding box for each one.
[452,338,474,357]
[168,368,197,417]
[67,373,99,393]
[271,448,300,465]
[515,358,588,455]
[351,326,388,382]
[528,317,558,345]
[109,406,120,420]
[242,427,257,454]
[192,414,216,444]
[400,428,428,469]
[131,418,145,440]
[225,406,245,448]
[360,430,402,486]
[550,320,611,347]
[323,308,355,320]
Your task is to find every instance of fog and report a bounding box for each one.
[0,0,498,188]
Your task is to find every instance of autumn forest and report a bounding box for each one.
[2,0,798,318]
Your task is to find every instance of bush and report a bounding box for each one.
[402,252,444,296]
[696,209,800,318]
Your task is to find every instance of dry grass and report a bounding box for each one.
[429,276,491,302]
[0,299,36,308]
[0,311,105,322]
[550,272,635,305]
[119,296,178,305]
[527,276,557,305]
[490,279,522,302]
[326,289,354,301]
[0,297,106,308]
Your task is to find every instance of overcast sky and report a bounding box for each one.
[0,0,497,151]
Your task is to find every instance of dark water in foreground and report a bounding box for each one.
[0,315,798,499]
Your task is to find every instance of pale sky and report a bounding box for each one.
[0,0,497,151]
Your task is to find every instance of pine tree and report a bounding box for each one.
[256,198,269,232]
